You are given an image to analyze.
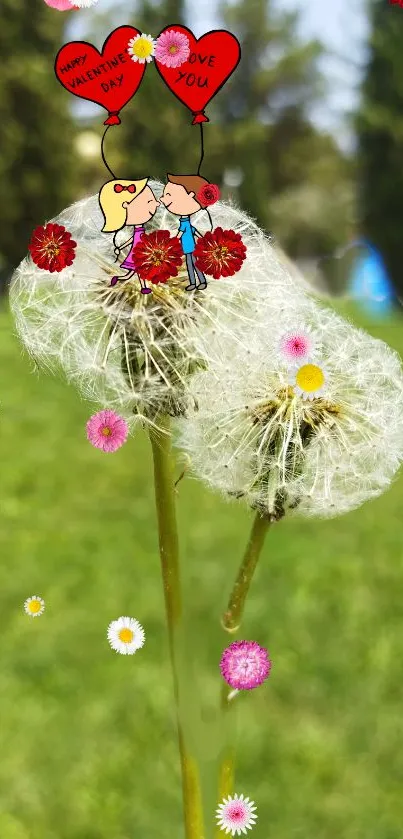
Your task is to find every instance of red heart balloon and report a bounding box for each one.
[55,26,147,125]
[154,26,241,124]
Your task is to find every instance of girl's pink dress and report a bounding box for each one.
[120,225,145,270]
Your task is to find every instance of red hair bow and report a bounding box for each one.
[114,184,137,194]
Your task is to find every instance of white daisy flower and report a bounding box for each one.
[127,33,156,64]
[216,793,257,836]
[71,0,99,7]
[290,359,328,401]
[24,596,45,617]
[107,616,145,655]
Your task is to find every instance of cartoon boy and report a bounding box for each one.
[161,174,209,291]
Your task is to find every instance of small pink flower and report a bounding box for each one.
[216,793,257,836]
[155,29,190,68]
[44,0,77,9]
[220,641,271,690]
[279,330,313,361]
[86,410,128,453]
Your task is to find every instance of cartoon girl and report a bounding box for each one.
[99,178,160,293]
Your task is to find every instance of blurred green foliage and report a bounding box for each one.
[357,0,403,298]
[1,299,403,839]
[0,0,78,273]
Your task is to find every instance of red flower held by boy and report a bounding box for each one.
[194,227,246,279]
[28,223,77,273]
[133,229,183,284]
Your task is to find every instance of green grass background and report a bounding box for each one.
[1,299,403,839]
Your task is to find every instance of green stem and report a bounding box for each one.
[222,511,271,633]
[149,415,205,839]
[215,511,271,830]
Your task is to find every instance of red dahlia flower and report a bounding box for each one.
[28,223,77,273]
[197,183,221,207]
[194,227,247,279]
[133,230,183,284]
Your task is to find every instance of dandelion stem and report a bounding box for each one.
[222,511,271,633]
[149,416,205,839]
[215,511,271,831]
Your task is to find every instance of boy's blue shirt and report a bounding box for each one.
[179,216,197,255]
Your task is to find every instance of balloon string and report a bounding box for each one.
[101,126,117,180]
[197,123,205,176]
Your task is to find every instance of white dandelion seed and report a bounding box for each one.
[107,616,145,655]
[178,297,403,519]
[216,793,257,836]
[10,185,309,435]
[24,596,45,617]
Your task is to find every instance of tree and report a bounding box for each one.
[357,0,403,297]
[217,0,325,229]
[0,0,77,276]
[267,105,355,263]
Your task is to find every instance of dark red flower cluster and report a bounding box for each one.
[133,229,184,284]
[28,223,77,273]
[194,227,247,279]
[197,183,221,208]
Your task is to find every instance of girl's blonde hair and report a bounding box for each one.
[99,178,148,233]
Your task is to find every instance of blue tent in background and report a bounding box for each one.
[346,238,395,316]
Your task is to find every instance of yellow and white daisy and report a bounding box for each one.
[107,616,145,655]
[127,33,156,64]
[290,360,327,401]
[24,595,45,617]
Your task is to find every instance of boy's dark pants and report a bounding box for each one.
[185,253,207,289]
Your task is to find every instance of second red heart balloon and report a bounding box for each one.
[154,26,241,124]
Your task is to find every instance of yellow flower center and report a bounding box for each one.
[149,247,166,267]
[211,244,229,266]
[133,38,153,59]
[102,426,112,437]
[44,240,60,258]
[119,628,134,643]
[169,45,179,54]
[295,363,325,393]
[28,600,42,613]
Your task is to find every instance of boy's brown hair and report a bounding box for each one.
[167,173,209,206]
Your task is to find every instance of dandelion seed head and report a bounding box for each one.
[179,299,403,518]
[10,186,308,433]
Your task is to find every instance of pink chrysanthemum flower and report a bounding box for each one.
[155,29,191,68]
[220,641,271,690]
[43,0,77,9]
[216,793,257,836]
[86,410,128,453]
[279,329,314,362]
